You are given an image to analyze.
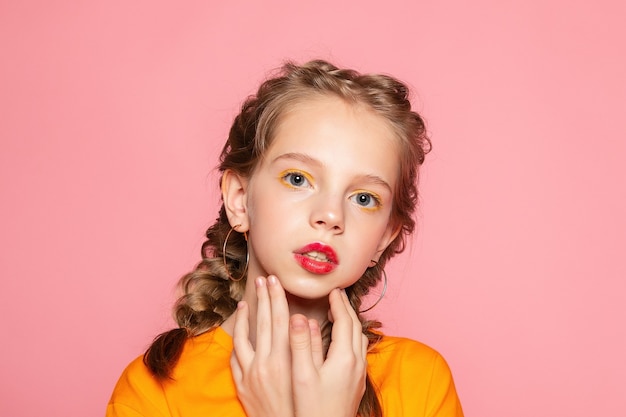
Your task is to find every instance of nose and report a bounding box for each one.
[310,193,344,233]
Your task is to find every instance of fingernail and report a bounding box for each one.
[237,301,245,309]
[268,275,277,286]
[290,316,307,330]
[255,277,265,287]
[308,318,320,331]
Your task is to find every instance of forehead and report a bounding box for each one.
[263,95,400,186]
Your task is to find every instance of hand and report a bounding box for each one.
[230,276,294,417]
[289,288,368,417]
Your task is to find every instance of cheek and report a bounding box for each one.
[247,198,288,234]
[364,219,396,253]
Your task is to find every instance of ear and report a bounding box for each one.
[372,223,402,264]
[221,169,250,232]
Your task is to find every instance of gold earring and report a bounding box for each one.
[222,224,249,282]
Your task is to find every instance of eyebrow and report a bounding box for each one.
[272,152,393,193]
[272,152,322,167]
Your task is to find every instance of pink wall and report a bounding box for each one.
[1,1,625,416]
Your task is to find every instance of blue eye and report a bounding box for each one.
[357,193,371,206]
[287,173,306,186]
[280,171,312,188]
[351,192,381,209]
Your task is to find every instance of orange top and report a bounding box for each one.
[107,327,463,417]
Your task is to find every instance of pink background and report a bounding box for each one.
[1,1,625,416]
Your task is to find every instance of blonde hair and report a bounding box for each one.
[145,60,431,416]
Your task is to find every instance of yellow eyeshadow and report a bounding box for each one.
[277,169,314,188]
[351,189,383,211]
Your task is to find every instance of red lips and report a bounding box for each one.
[293,242,339,274]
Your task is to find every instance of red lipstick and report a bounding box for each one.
[293,242,339,274]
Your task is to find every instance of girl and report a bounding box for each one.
[107,60,464,417]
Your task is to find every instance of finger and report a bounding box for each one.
[289,314,316,379]
[308,318,324,369]
[361,333,369,361]
[327,307,335,324]
[339,289,365,356]
[232,301,254,367]
[330,289,365,357]
[230,351,243,384]
[267,275,290,355]
[254,276,272,356]
[327,288,354,357]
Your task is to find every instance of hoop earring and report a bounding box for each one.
[222,224,249,282]
[359,261,388,313]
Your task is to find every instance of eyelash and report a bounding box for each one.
[279,170,313,189]
[349,191,383,210]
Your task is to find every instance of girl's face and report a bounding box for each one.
[235,95,401,300]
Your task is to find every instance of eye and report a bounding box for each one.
[287,173,306,186]
[280,170,312,189]
[350,192,382,209]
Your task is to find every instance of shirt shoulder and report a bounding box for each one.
[106,327,234,417]
[368,334,464,417]
[106,354,169,417]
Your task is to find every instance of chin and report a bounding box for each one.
[283,285,332,303]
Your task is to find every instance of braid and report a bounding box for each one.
[144,209,248,377]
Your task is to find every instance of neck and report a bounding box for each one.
[221,278,331,348]
[284,292,330,325]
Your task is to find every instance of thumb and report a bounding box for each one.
[289,314,312,351]
[289,314,315,378]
